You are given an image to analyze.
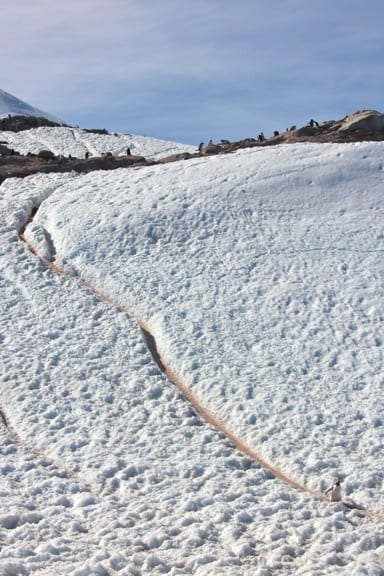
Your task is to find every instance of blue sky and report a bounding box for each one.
[2,0,384,144]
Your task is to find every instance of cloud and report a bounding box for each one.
[2,0,384,142]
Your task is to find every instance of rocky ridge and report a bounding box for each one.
[1,110,384,185]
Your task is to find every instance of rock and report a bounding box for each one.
[1,115,63,132]
[83,127,109,135]
[159,152,193,163]
[338,110,384,132]
[101,152,114,160]
[202,144,222,155]
[0,144,15,156]
[37,149,55,159]
[295,126,318,137]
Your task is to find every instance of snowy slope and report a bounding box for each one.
[1,87,196,160]
[0,138,384,574]
[25,142,384,493]
[2,125,197,161]
[0,88,62,123]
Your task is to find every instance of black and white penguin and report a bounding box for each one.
[324,480,341,502]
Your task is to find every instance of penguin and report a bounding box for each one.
[324,480,341,502]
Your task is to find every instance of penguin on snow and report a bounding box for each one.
[324,480,341,502]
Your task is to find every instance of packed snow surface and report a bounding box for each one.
[1,134,384,574]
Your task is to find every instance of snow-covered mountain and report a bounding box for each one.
[0,114,384,574]
[0,87,197,160]
[0,87,62,123]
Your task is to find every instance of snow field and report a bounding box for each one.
[28,143,384,501]
[1,126,197,161]
[0,138,384,574]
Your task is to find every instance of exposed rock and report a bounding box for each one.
[257,110,384,146]
[0,115,64,132]
[83,127,109,135]
[202,144,222,155]
[294,126,318,137]
[338,110,384,132]
[2,109,384,186]
[37,149,55,159]
[159,152,194,163]
[0,153,153,184]
[0,144,16,156]
[101,152,114,160]
[317,120,340,132]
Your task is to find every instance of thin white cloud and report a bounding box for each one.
[2,0,384,142]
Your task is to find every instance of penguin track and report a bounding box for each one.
[0,402,99,498]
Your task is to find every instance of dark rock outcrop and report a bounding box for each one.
[0,153,152,184]
[0,144,17,156]
[0,115,64,132]
[2,109,384,186]
[159,152,194,163]
[37,149,55,160]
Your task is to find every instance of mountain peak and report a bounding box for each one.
[0,88,62,124]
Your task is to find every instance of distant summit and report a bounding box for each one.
[0,88,62,124]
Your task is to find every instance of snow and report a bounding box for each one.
[2,126,197,161]
[1,127,384,574]
[0,88,196,160]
